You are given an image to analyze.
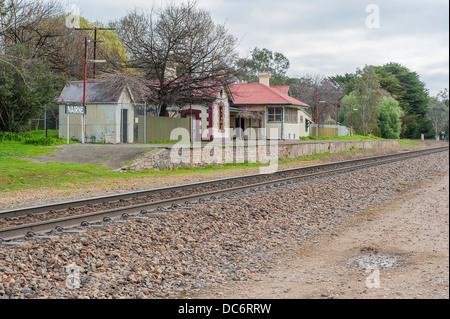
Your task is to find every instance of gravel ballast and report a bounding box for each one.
[0,150,448,299]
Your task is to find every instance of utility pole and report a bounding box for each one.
[75,27,114,78]
[350,102,353,136]
[74,27,113,143]
[93,28,98,79]
[82,36,88,144]
[335,95,339,126]
[350,102,358,136]
[315,89,318,137]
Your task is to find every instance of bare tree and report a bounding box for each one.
[96,71,152,103]
[0,0,62,52]
[0,0,79,80]
[113,0,239,116]
[0,0,125,80]
[1,0,56,79]
[289,73,344,124]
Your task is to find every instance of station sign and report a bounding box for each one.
[65,105,86,115]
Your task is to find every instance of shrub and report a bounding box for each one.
[0,132,27,142]
[0,131,65,145]
[23,137,60,146]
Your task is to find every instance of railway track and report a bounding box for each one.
[0,146,448,242]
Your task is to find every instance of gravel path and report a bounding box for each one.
[197,162,449,299]
[0,150,448,299]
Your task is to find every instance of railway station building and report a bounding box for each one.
[57,81,136,144]
[228,73,312,140]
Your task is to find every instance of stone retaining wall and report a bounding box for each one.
[122,140,400,172]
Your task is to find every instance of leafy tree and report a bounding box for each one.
[338,92,359,133]
[378,96,403,139]
[375,62,430,138]
[352,65,383,136]
[427,95,449,140]
[437,88,449,107]
[335,63,432,139]
[331,73,355,95]
[0,46,65,132]
[436,88,449,139]
[375,66,405,101]
[236,47,290,86]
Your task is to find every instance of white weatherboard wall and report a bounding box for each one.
[58,91,134,144]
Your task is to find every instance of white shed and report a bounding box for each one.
[57,80,135,144]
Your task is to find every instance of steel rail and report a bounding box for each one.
[0,146,447,242]
[0,146,447,220]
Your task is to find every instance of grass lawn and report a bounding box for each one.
[0,130,420,194]
[0,141,145,193]
[299,135,386,141]
[0,131,269,193]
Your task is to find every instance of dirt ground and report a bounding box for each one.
[197,173,449,299]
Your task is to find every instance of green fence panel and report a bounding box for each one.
[311,126,338,137]
[137,116,191,143]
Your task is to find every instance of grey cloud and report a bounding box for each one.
[73,0,449,93]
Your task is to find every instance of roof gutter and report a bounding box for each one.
[56,101,119,105]
[231,103,309,108]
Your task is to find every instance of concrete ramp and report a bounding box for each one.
[29,144,153,170]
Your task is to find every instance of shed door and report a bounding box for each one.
[121,109,128,143]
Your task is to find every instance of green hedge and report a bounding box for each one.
[0,131,62,146]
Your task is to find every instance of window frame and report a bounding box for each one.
[218,101,226,132]
[285,108,298,124]
[267,107,283,122]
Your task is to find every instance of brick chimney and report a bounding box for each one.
[164,61,178,81]
[258,73,271,86]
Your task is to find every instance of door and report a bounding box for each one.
[121,109,128,143]
[235,117,245,139]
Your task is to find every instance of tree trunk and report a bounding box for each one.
[159,103,167,117]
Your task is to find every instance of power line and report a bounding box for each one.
[74,27,115,79]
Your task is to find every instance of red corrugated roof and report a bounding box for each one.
[228,83,308,107]
[269,86,290,95]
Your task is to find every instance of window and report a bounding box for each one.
[268,107,282,122]
[300,115,304,123]
[219,102,225,131]
[285,108,298,124]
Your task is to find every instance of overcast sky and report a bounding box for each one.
[68,0,449,96]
